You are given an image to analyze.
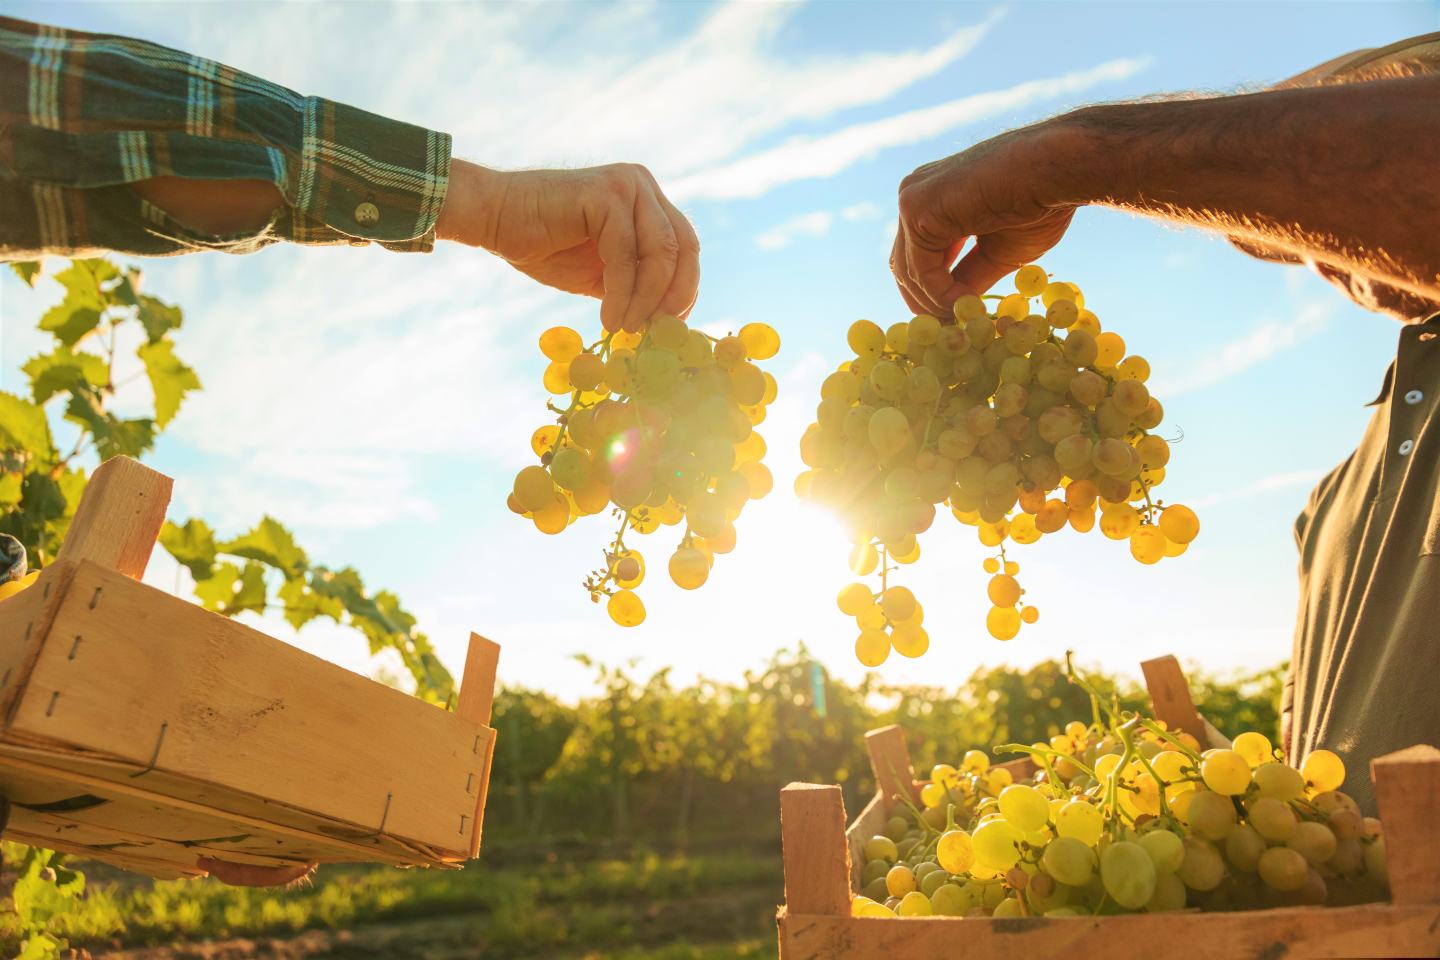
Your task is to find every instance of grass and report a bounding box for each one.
[5,838,784,958]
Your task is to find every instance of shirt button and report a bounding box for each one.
[1405,389,1424,405]
[1399,439,1415,456]
[354,202,380,226]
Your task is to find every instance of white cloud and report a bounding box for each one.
[1189,468,1329,509]
[756,211,835,250]
[667,56,1152,201]
[1150,300,1333,396]
[842,202,883,222]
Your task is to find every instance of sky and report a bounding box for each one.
[2,1,1437,702]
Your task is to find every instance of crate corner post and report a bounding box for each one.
[455,632,501,859]
[865,724,918,807]
[780,782,850,919]
[1371,743,1440,905]
[55,455,173,579]
[1140,654,1207,744]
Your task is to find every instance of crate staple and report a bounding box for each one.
[129,721,168,778]
[68,635,82,660]
[89,586,102,609]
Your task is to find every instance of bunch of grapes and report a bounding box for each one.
[798,265,1200,664]
[850,666,1389,920]
[509,316,780,626]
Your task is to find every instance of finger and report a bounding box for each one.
[904,217,965,315]
[948,243,1024,300]
[624,189,680,333]
[594,201,639,333]
[655,192,700,319]
[889,227,930,316]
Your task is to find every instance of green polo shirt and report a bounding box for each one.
[1286,316,1440,813]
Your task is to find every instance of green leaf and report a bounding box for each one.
[136,294,183,343]
[22,347,110,404]
[192,561,268,616]
[112,269,142,307]
[0,472,21,508]
[64,391,156,459]
[220,516,308,576]
[10,260,42,286]
[136,339,200,427]
[278,574,344,630]
[0,391,55,456]
[160,518,218,580]
[38,303,101,345]
[17,933,63,960]
[39,260,117,346]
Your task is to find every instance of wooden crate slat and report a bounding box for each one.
[53,457,171,580]
[843,791,889,889]
[1139,655,1206,743]
[1372,744,1440,904]
[777,903,1440,960]
[0,745,442,867]
[780,783,851,919]
[6,828,202,879]
[0,563,75,722]
[864,725,918,808]
[456,633,500,858]
[7,562,485,855]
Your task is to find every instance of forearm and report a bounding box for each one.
[1056,76,1440,299]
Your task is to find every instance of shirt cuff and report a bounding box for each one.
[283,97,452,252]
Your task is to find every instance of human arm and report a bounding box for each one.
[0,15,696,332]
[892,73,1440,314]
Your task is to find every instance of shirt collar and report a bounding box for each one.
[1365,313,1440,407]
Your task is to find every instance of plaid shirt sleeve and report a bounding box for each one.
[0,15,452,259]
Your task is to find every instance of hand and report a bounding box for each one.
[438,160,700,333]
[196,856,316,887]
[892,121,1082,315]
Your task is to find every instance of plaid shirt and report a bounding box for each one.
[0,15,451,259]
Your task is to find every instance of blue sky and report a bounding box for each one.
[2,1,1436,700]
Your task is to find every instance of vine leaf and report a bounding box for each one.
[10,260,42,286]
[219,516,308,577]
[193,561,268,616]
[0,391,54,455]
[159,519,218,580]
[136,294,183,344]
[137,339,201,427]
[63,390,156,459]
[23,347,109,404]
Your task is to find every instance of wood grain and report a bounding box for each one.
[843,791,889,889]
[1372,743,1440,904]
[8,562,487,854]
[1140,655,1206,743]
[778,902,1440,959]
[781,783,851,919]
[54,456,171,580]
[456,633,501,726]
[864,726,918,808]
[0,562,75,723]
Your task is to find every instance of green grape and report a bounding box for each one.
[1253,762,1306,802]
[1258,846,1308,892]
[929,883,970,916]
[972,819,1022,871]
[1364,835,1388,886]
[1137,829,1184,875]
[897,890,932,916]
[855,629,890,668]
[1248,796,1297,842]
[997,784,1049,832]
[868,407,911,458]
[1286,821,1338,866]
[919,869,950,897]
[1183,790,1236,841]
[539,325,583,362]
[1056,800,1104,846]
[549,447,592,491]
[880,586,917,621]
[1201,750,1252,796]
[936,830,974,874]
[739,321,781,360]
[1224,824,1266,873]
[1176,837,1225,892]
[1301,749,1346,793]
[1041,836,1097,886]
[886,864,917,897]
[513,465,556,513]
[864,835,898,862]
[1231,730,1272,767]
[837,582,873,616]
[862,859,891,884]
[1099,841,1157,909]
[1145,872,1188,912]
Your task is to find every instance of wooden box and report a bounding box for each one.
[0,457,499,879]
[777,658,1440,958]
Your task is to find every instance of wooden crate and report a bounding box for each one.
[0,457,500,878]
[777,659,1440,958]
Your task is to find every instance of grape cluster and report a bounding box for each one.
[851,668,1389,920]
[798,265,1199,664]
[509,317,779,626]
